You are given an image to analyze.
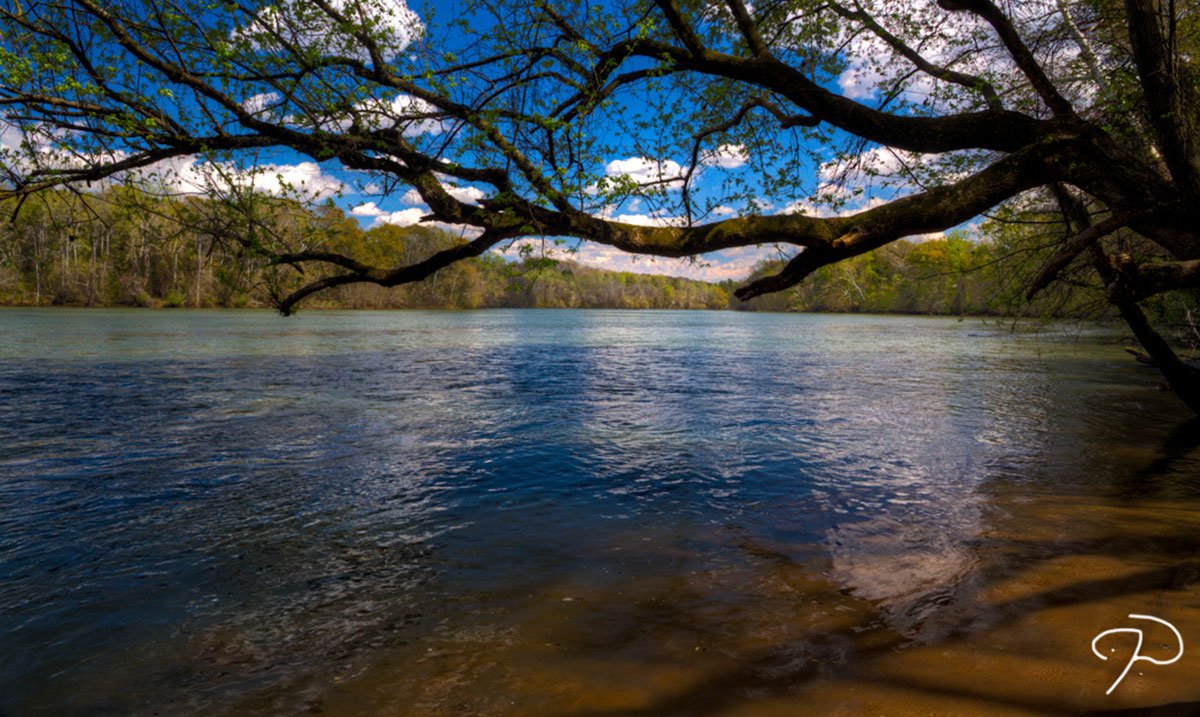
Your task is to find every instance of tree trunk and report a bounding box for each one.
[1054,184,1200,414]
[1116,298,1200,413]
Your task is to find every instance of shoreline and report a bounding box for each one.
[0,302,1050,320]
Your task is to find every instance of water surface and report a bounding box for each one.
[2,308,1198,715]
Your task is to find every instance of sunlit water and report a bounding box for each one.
[2,308,1199,716]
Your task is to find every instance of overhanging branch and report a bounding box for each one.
[723,135,1081,299]
[1027,212,1132,299]
[1123,258,1200,302]
[273,229,508,315]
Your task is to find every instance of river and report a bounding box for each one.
[1,308,1198,715]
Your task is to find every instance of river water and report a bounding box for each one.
[1,308,1198,715]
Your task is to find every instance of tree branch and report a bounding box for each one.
[680,96,818,220]
[829,1,1004,110]
[611,38,1051,153]
[1123,258,1200,302]
[726,0,769,57]
[653,0,707,55]
[1123,0,1200,194]
[274,230,508,315]
[1054,184,1200,411]
[936,0,1075,115]
[1026,212,1131,299]
[727,135,1079,298]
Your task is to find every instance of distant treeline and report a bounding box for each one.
[0,189,731,310]
[0,189,1118,317]
[734,236,1054,316]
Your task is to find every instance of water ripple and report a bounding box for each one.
[0,309,1193,714]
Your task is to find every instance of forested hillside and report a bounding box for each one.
[0,190,731,309]
[2,189,1187,322]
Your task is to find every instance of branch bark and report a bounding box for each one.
[1124,0,1200,195]
[1121,258,1200,302]
[828,1,1003,110]
[936,0,1075,115]
[1027,212,1131,299]
[609,38,1051,153]
[274,230,507,315]
[1054,184,1200,413]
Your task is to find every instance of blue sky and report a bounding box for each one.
[0,0,967,283]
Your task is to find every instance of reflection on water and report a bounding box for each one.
[1,308,1198,715]
[827,514,979,636]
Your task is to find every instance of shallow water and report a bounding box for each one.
[1,308,1198,715]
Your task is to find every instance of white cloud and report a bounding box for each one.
[252,161,345,198]
[357,94,442,135]
[497,239,776,283]
[395,182,483,208]
[848,196,891,215]
[821,0,1018,111]
[237,0,422,63]
[0,121,110,178]
[592,202,685,228]
[241,92,280,118]
[350,201,385,217]
[0,118,347,202]
[690,246,779,281]
[131,155,346,199]
[434,222,483,240]
[699,143,748,169]
[608,213,685,227]
[0,121,25,151]
[0,122,40,178]
[136,154,205,192]
[820,147,908,183]
[837,65,887,101]
[605,156,685,187]
[777,192,889,219]
[298,93,443,136]
[447,184,485,205]
[370,210,483,240]
[371,207,427,227]
[777,197,833,218]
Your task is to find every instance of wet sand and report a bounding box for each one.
[294,491,1200,716]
